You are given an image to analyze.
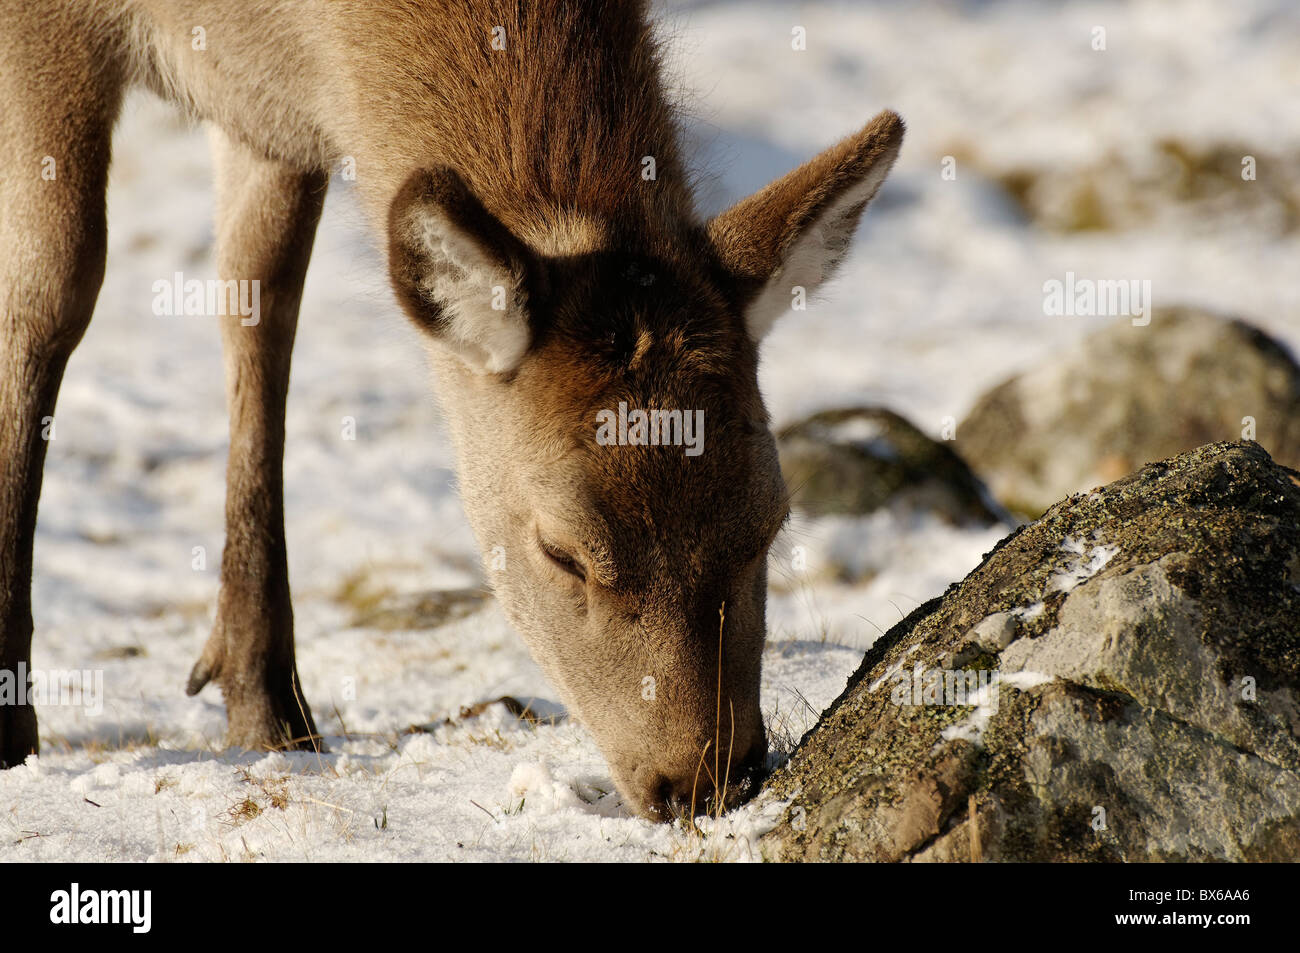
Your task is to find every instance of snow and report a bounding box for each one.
[4,0,1296,861]
[1048,536,1121,594]
[940,671,1056,745]
[768,508,1007,649]
[1014,602,1048,623]
[940,688,1001,745]
[1002,672,1056,692]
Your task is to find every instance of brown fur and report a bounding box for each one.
[0,0,903,817]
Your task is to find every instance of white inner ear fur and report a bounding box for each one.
[744,161,893,341]
[411,207,529,374]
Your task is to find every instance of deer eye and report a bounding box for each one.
[540,539,587,583]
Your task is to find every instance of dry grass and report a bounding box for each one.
[224,767,292,824]
[667,603,749,862]
[40,725,162,763]
[225,796,263,824]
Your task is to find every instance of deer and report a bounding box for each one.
[0,0,903,819]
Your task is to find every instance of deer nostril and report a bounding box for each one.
[634,731,770,820]
[637,775,679,820]
[659,784,701,819]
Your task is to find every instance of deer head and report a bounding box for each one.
[387,110,904,819]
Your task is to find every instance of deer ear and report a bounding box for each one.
[388,167,539,374]
[708,110,904,341]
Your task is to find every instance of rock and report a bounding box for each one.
[960,308,1300,517]
[777,406,1008,526]
[969,612,1017,652]
[987,139,1300,235]
[758,442,1300,862]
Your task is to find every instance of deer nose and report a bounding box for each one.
[636,736,769,820]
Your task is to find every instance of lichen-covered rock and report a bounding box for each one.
[758,442,1300,862]
[777,406,1008,526]
[959,308,1300,517]
[988,140,1300,235]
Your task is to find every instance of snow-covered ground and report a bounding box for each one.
[3,0,1296,861]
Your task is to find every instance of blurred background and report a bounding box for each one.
[13,0,1299,859]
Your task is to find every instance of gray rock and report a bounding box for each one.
[959,308,1300,517]
[968,612,1018,652]
[758,441,1300,862]
[777,406,1009,526]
